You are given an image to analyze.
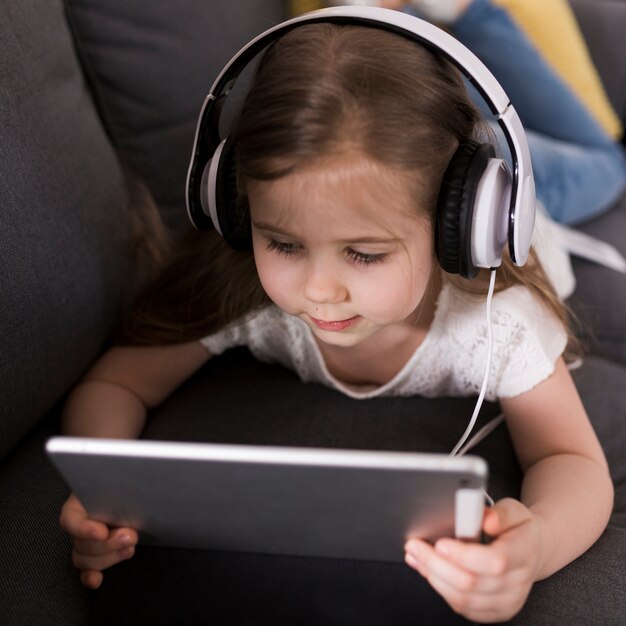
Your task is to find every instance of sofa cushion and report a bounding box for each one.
[0,409,91,624]
[0,0,131,460]
[64,0,288,231]
[570,193,626,364]
[569,0,626,129]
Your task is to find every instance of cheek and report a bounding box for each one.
[365,256,433,318]
[253,247,297,308]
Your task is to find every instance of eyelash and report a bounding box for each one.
[266,239,387,265]
[346,249,387,265]
[266,240,300,256]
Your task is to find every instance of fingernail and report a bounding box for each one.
[118,534,132,547]
[405,541,421,560]
[405,553,419,568]
[436,541,451,556]
[117,546,135,559]
[405,552,426,577]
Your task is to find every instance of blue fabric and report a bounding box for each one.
[453,0,626,224]
[407,0,626,224]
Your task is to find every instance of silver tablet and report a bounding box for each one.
[46,437,488,562]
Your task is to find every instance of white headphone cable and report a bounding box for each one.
[450,268,497,457]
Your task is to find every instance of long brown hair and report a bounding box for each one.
[124,23,574,348]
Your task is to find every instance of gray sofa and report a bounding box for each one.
[1,1,625,624]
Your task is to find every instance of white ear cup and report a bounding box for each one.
[471,158,512,269]
[201,138,228,236]
[511,175,536,266]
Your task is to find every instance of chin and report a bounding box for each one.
[310,327,369,349]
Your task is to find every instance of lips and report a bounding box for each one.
[309,315,361,331]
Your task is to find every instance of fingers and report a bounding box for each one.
[430,539,511,577]
[405,539,504,589]
[405,548,513,620]
[60,494,138,588]
[405,538,531,621]
[405,499,540,623]
[80,570,104,590]
[60,494,109,541]
[73,527,138,557]
[72,540,136,573]
[71,526,138,586]
[483,498,534,537]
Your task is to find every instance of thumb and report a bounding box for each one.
[483,497,533,538]
[60,493,109,541]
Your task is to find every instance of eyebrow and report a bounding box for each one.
[252,221,398,245]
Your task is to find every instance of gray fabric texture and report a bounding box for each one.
[569,0,626,123]
[64,0,288,231]
[570,194,626,364]
[0,409,92,626]
[0,0,131,460]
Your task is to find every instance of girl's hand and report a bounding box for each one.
[404,498,542,623]
[59,493,138,589]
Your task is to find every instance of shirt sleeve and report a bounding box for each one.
[488,287,568,398]
[198,314,253,356]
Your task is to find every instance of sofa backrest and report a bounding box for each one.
[0,0,287,460]
[570,0,626,130]
[64,0,288,232]
[0,0,134,459]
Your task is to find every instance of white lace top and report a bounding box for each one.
[200,281,567,402]
[200,210,571,401]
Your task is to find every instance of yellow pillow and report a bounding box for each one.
[288,0,622,139]
[289,0,323,16]
[493,0,622,138]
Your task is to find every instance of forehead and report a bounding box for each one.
[247,151,428,237]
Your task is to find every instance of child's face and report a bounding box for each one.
[248,152,436,349]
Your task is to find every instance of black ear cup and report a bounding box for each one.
[435,141,495,279]
[212,137,253,250]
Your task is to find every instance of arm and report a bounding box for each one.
[61,340,211,438]
[405,358,614,622]
[60,340,211,589]
[499,358,613,578]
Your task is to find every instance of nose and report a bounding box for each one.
[303,256,348,304]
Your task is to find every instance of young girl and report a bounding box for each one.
[59,13,614,624]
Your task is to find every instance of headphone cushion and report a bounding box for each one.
[214,137,252,250]
[436,141,495,279]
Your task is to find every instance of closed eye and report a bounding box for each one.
[266,239,387,265]
[266,239,301,256]
[346,248,387,265]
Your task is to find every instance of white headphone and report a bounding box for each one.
[186,7,536,278]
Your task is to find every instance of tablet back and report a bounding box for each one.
[46,437,487,562]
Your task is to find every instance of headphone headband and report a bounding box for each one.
[186,6,535,265]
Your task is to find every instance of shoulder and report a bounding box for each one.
[436,283,568,399]
[441,282,561,335]
[198,305,285,355]
[198,305,313,363]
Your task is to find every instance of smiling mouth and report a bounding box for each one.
[309,315,361,331]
